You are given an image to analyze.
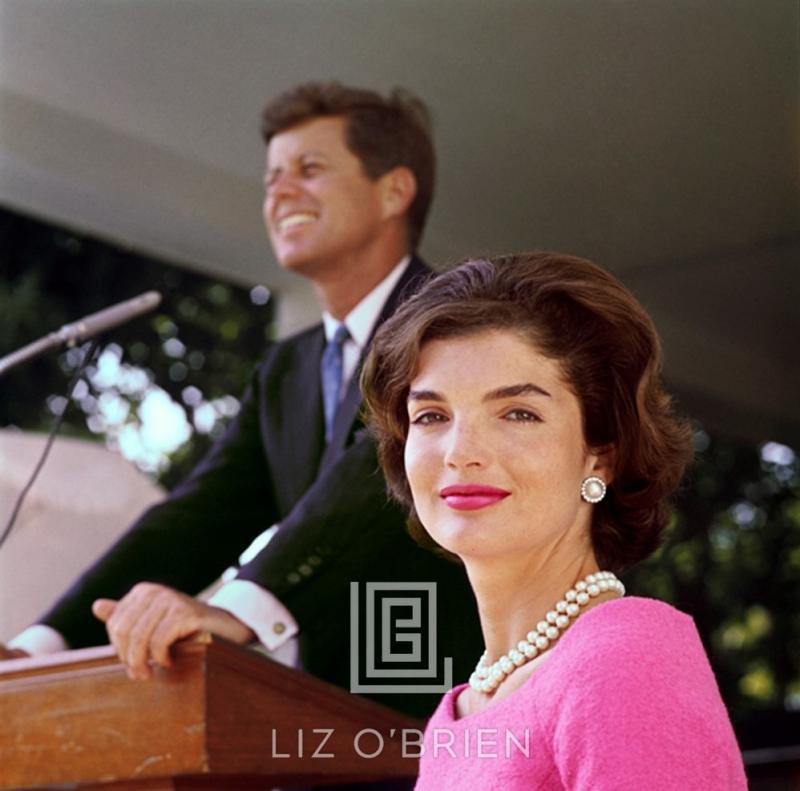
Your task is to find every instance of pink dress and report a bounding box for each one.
[414,597,747,790]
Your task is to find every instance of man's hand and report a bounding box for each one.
[92,583,255,680]
[0,644,29,660]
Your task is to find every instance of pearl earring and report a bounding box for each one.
[581,476,606,503]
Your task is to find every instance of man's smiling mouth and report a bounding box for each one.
[277,212,317,232]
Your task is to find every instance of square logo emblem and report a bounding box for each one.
[350,581,453,693]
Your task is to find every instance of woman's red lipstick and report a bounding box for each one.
[439,485,510,511]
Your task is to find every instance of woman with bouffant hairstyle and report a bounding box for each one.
[362,252,745,789]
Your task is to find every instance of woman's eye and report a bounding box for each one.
[504,409,541,422]
[411,412,447,426]
[302,162,322,176]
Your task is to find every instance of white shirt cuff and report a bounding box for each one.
[208,579,299,652]
[8,624,69,655]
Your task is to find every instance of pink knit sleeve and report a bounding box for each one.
[532,599,747,790]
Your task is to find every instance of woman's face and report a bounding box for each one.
[404,329,602,561]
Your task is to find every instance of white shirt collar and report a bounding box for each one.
[322,255,411,347]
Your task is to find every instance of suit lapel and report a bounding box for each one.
[320,257,433,471]
[275,326,327,501]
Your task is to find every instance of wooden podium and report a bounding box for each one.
[0,635,422,789]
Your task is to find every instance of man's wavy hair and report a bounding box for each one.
[261,81,435,250]
[361,252,694,573]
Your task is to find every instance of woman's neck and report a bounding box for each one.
[466,550,601,665]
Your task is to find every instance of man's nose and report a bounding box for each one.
[266,171,302,202]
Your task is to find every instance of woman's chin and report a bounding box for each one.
[428,528,501,560]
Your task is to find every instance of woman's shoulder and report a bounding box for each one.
[525,596,747,789]
[584,593,691,621]
[564,594,697,647]
[536,595,722,716]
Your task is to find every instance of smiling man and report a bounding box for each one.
[4,83,482,726]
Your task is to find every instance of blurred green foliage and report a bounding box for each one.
[625,431,800,745]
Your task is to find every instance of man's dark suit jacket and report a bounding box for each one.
[40,257,483,719]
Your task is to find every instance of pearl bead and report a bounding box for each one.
[499,656,513,673]
[537,621,549,634]
[545,626,559,640]
[510,649,525,666]
[586,573,596,583]
[555,600,568,613]
[518,640,529,652]
[565,589,577,601]
[575,581,587,591]
[555,614,569,628]
[546,610,558,624]
[576,591,590,605]
[535,635,550,650]
[527,631,538,643]
[581,478,606,502]
[566,603,580,616]
[587,584,599,597]
[599,580,609,591]
[523,644,538,658]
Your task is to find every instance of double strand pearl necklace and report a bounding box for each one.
[469,571,625,694]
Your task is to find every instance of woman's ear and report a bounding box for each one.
[379,166,417,221]
[588,444,616,486]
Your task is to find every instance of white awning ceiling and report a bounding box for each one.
[1,0,797,445]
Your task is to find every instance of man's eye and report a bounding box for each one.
[504,409,541,422]
[411,412,446,426]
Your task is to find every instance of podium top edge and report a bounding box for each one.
[0,633,214,681]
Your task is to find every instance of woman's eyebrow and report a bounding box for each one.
[483,382,551,400]
[408,389,443,402]
[407,382,551,404]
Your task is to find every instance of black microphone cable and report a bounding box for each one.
[0,339,100,553]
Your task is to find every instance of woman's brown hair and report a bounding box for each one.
[362,252,694,572]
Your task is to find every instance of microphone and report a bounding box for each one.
[54,291,162,346]
[0,291,162,376]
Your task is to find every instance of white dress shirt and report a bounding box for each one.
[10,256,412,665]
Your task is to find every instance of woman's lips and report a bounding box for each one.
[439,485,510,511]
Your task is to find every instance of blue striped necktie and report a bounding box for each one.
[320,323,350,442]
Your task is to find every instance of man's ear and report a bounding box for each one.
[379,166,417,221]
[588,444,616,486]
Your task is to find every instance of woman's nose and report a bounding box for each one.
[443,421,488,469]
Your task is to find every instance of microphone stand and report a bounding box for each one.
[0,340,100,553]
[0,290,162,551]
[0,333,77,377]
